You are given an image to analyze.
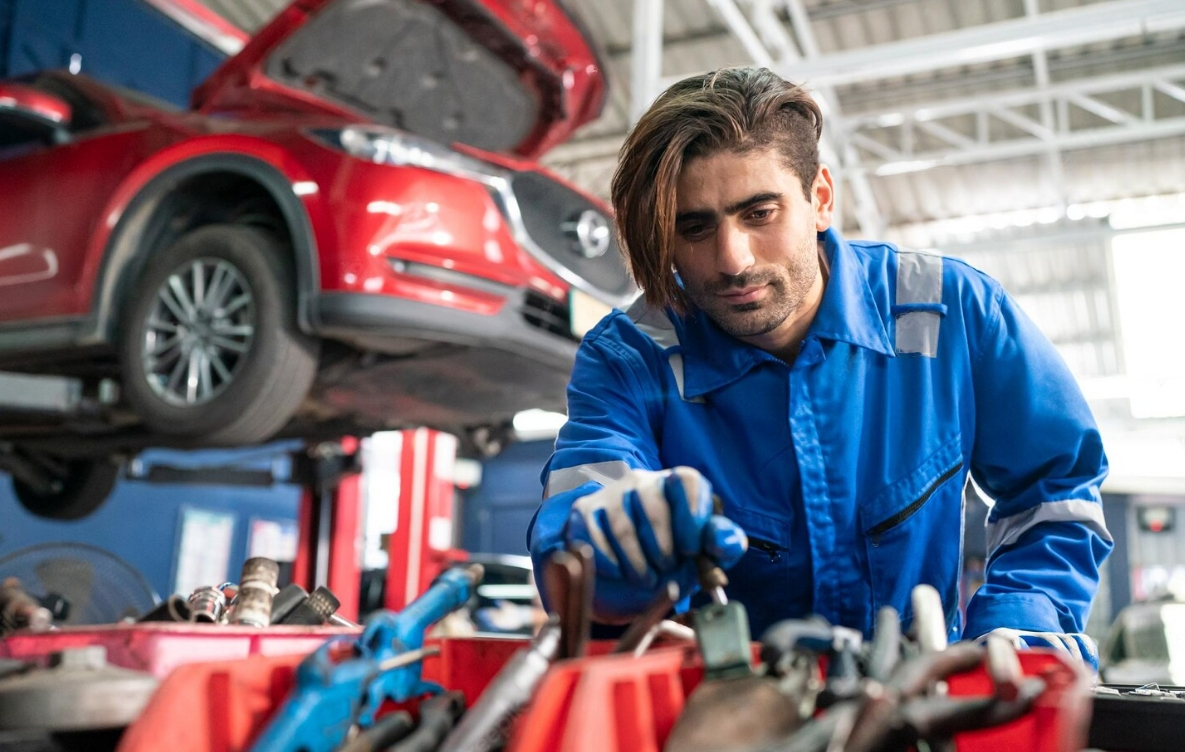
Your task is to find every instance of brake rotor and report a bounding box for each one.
[0,646,158,731]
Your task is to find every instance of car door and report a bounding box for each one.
[0,95,74,322]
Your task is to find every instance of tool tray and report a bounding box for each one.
[3,625,1091,752]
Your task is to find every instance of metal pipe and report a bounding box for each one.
[438,619,562,752]
[229,557,280,628]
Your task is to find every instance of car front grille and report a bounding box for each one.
[521,290,575,341]
[506,171,634,303]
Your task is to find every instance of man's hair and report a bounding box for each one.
[611,67,823,311]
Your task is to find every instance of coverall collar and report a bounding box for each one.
[678,226,895,398]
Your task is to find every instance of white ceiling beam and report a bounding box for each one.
[1022,0,1066,214]
[849,133,902,161]
[859,116,1185,175]
[679,0,886,236]
[545,135,627,164]
[1067,93,1139,125]
[781,0,885,237]
[662,0,1185,89]
[705,0,775,67]
[630,0,665,124]
[848,64,1185,127]
[915,119,978,149]
[1155,80,1185,104]
[990,107,1054,141]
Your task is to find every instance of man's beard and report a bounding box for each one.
[685,240,819,339]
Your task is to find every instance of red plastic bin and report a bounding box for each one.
[111,634,1091,752]
[0,622,354,679]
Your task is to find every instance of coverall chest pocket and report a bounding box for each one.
[717,505,804,638]
[861,436,965,629]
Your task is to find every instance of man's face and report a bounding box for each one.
[673,148,834,351]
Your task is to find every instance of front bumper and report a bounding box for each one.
[309,290,579,430]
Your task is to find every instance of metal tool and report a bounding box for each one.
[270,583,310,624]
[438,617,562,752]
[337,711,414,752]
[984,634,1023,702]
[911,583,948,653]
[541,546,593,660]
[283,586,342,626]
[665,554,798,752]
[691,555,750,681]
[697,555,730,606]
[388,691,466,751]
[249,564,483,752]
[0,646,158,732]
[0,578,52,635]
[136,594,191,622]
[614,581,682,654]
[187,586,227,623]
[230,557,281,627]
[866,606,902,683]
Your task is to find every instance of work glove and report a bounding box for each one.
[980,628,1099,673]
[565,466,748,624]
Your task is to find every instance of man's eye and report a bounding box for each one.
[748,208,774,221]
[680,224,708,239]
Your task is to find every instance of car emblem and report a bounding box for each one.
[563,209,611,259]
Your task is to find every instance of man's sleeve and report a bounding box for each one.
[526,330,664,573]
[964,285,1113,639]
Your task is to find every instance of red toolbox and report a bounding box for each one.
[101,633,1090,752]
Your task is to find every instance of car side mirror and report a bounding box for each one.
[0,82,72,141]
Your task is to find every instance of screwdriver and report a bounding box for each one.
[697,556,729,606]
[699,493,731,605]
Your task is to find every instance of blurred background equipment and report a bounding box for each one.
[0,543,158,627]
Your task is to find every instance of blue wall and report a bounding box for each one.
[0,446,300,600]
[461,439,551,557]
[0,0,226,107]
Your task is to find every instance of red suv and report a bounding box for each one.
[0,0,632,519]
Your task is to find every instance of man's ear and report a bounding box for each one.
[812,165,836,232]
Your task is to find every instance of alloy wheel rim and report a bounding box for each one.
[142,257,256,407]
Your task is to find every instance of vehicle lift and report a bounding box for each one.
[270,427,469,621]
[0,369,467,621]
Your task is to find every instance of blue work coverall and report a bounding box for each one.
[530,227,1112,641]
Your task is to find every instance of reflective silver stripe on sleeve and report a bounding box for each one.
[896,250,943,357]
[626,298,703,402]
[545,460,632,498]
[986,499,1112,555]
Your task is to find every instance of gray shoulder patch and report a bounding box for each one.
[895,251,944,357]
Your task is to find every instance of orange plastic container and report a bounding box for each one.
[111,634,1091,752]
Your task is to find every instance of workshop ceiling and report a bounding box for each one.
[191,0,1185,483]
[196,0,1185,239]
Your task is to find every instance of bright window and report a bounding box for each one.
[1111,228,1185,418]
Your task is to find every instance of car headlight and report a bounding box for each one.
[308,126,499,183]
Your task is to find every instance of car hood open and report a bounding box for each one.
[192,0,606,159]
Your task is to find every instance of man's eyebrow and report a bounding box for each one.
[675,192,783,224]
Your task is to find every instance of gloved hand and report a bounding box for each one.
[980,628,1099,673]
[565,466,747,623]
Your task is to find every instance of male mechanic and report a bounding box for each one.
[528,67,1112,664]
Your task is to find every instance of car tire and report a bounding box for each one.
[12,458,121,521]
[118,224,319,445]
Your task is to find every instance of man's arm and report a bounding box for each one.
[527,323,745,623]
[965,284,1112,643]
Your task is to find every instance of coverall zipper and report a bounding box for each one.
[866,461,964,545]
[748,537,783,563]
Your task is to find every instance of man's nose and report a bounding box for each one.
[716,224,755,276]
